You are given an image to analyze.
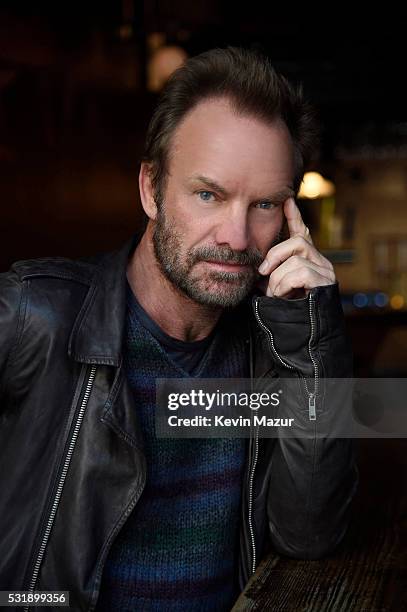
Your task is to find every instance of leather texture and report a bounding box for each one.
[0,237,358,611]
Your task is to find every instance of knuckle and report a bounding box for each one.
[302,267,313,281]
[268,281,276,295]
[298,235,309,248]
[267,274,277,293]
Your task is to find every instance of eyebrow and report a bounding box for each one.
[188,174,295,203]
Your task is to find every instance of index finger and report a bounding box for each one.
[284,197,313,244]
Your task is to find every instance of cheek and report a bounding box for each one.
[167,194,199,228]
[170,210,212,250]
[178,208,218,243]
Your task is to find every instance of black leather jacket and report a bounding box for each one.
[0,237,357,611]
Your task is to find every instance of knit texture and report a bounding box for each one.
[96,297,249,612]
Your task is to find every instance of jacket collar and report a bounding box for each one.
[68,234,141,366]
[68,232,258,368]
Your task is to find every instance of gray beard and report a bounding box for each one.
[152,208,283,308]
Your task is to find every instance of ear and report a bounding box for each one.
[139,162,158,220]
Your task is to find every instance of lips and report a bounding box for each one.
[203,260,250,271]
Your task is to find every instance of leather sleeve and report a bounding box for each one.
[254,283,358,559]
[0,271,25,396]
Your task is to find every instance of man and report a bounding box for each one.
[0,47,357,611]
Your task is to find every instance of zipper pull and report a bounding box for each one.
[308,393,316,421]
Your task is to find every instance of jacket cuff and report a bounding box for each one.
[253,283,352,378]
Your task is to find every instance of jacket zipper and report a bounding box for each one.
[247,426,259,575]
[307,292,319,420]
[254,293,318,421]
[245,293,319,576]
[24,365,97,611]
[247,321,259,577]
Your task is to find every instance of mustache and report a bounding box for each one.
[188,245,263,267]
[188,230,284,268]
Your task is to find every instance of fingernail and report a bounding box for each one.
[258,261,268,273]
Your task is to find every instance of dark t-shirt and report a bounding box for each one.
[126,283,219,374]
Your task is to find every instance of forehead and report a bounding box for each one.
[167,97,295,192]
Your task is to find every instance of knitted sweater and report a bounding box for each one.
[96,293,249,612]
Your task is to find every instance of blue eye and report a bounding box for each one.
[198,191,215,202]
[255,201,276,210]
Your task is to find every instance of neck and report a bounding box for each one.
[126,226,223,342]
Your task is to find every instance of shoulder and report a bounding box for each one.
[7,254,101,286]
[0,253,107,337]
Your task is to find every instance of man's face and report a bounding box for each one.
[150,97,295,308]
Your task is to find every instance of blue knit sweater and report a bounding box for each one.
[96,294,249,612]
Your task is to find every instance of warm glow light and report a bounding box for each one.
[390,294,405,310]
[147,45,188,92]
[298,172,336,199]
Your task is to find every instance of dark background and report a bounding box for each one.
[1,1,407,375]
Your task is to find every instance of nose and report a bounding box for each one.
[214,204,250,252]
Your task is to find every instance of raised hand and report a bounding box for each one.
[258,198,336,298]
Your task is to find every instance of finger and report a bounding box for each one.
[258,236,331,275]
[267,266,335,298]
[266,257,336,296]
[284,197,313,244]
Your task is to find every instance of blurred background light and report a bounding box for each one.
[374,292,389,307]
[298,172,336,199]
[353,292,369,308]
[147,44,188,92]
[390,294,405,310]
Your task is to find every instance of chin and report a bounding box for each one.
[190,282,251,309]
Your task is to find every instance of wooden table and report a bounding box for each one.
[232,439,407,611]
